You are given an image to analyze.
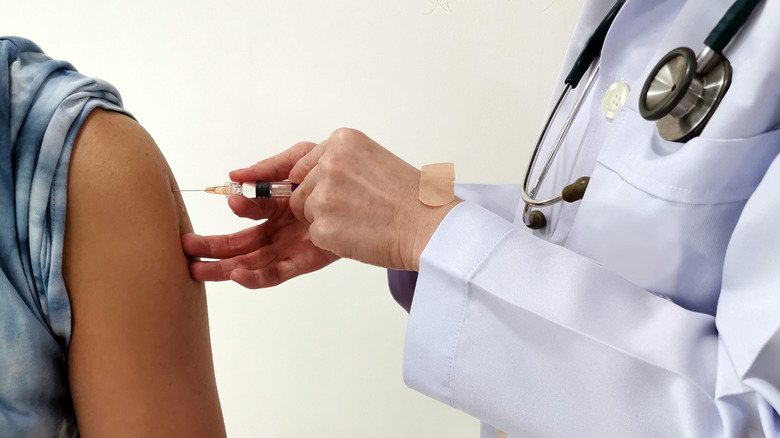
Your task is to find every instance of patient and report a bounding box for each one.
[0,37,226,436]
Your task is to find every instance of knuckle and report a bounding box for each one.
[275,261,296,283]
[308,223,325,248]
[220,262,236,280]
[317,152,334,170]
[263,266,281,287]
[331,127,354,140]
[316,189,339,211]
[309,219,336,250]
[302,196,318,224]
[289,195,304,217]
[225,233,243,253]
[331,127,364,147]
[294,141,316,152]
[232,255,257,275]
[307,192,327,216]
[317,153,339,177]
[317,151,349,183]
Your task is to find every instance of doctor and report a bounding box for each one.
[181,0,780,436]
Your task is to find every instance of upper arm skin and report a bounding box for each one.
[64,109,226,437]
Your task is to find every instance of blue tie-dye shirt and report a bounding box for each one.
[1,37,127,437]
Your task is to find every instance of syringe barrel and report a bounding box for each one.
[255,181,296,198]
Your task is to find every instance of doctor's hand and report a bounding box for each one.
[181,141,340,289]
[182,128,460,288]
[285,128,460,271]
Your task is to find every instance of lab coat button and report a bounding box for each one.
[602,81,630,120]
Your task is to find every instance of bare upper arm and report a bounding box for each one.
[63,109,226,437]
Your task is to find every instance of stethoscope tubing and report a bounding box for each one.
[520,0,623,228]
[705,0,762,54]
[522,60,600,209]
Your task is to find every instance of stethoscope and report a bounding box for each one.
[521,0,763,230]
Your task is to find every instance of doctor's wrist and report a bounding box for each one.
[408,198,462,271]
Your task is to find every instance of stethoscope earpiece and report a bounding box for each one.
[526,210,547,230]
[523,177,590,230]
[561,177,590,203]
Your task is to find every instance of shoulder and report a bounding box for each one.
[65,108,195,287]
[64,109,226,437]
[68,109,190,233]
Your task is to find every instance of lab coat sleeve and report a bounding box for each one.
[404,162,780,436]
[452,183,523,223]
[387,184,522,312]
[716,156,780,425]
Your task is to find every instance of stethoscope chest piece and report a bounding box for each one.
[639,47,732,142]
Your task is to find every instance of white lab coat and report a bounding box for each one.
[402,0,780,436]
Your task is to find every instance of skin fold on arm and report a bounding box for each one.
[63,109,226,437]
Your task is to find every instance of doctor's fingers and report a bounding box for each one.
[187,246,280,282]
[230,247,338,289]
[289,164,321,224]
[229,141,317,183]
[287,136,332,184]
[227,194,284,221]
[288,128,373,184]
[191,234,339,287]
[181,225,268,259]
[229,265,295,289]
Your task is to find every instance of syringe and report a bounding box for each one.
[175,181,298,198]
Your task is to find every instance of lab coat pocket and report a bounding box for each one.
[598,109,780,205]
[566,109,780,314]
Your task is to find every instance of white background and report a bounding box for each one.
[5,1,581,436]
